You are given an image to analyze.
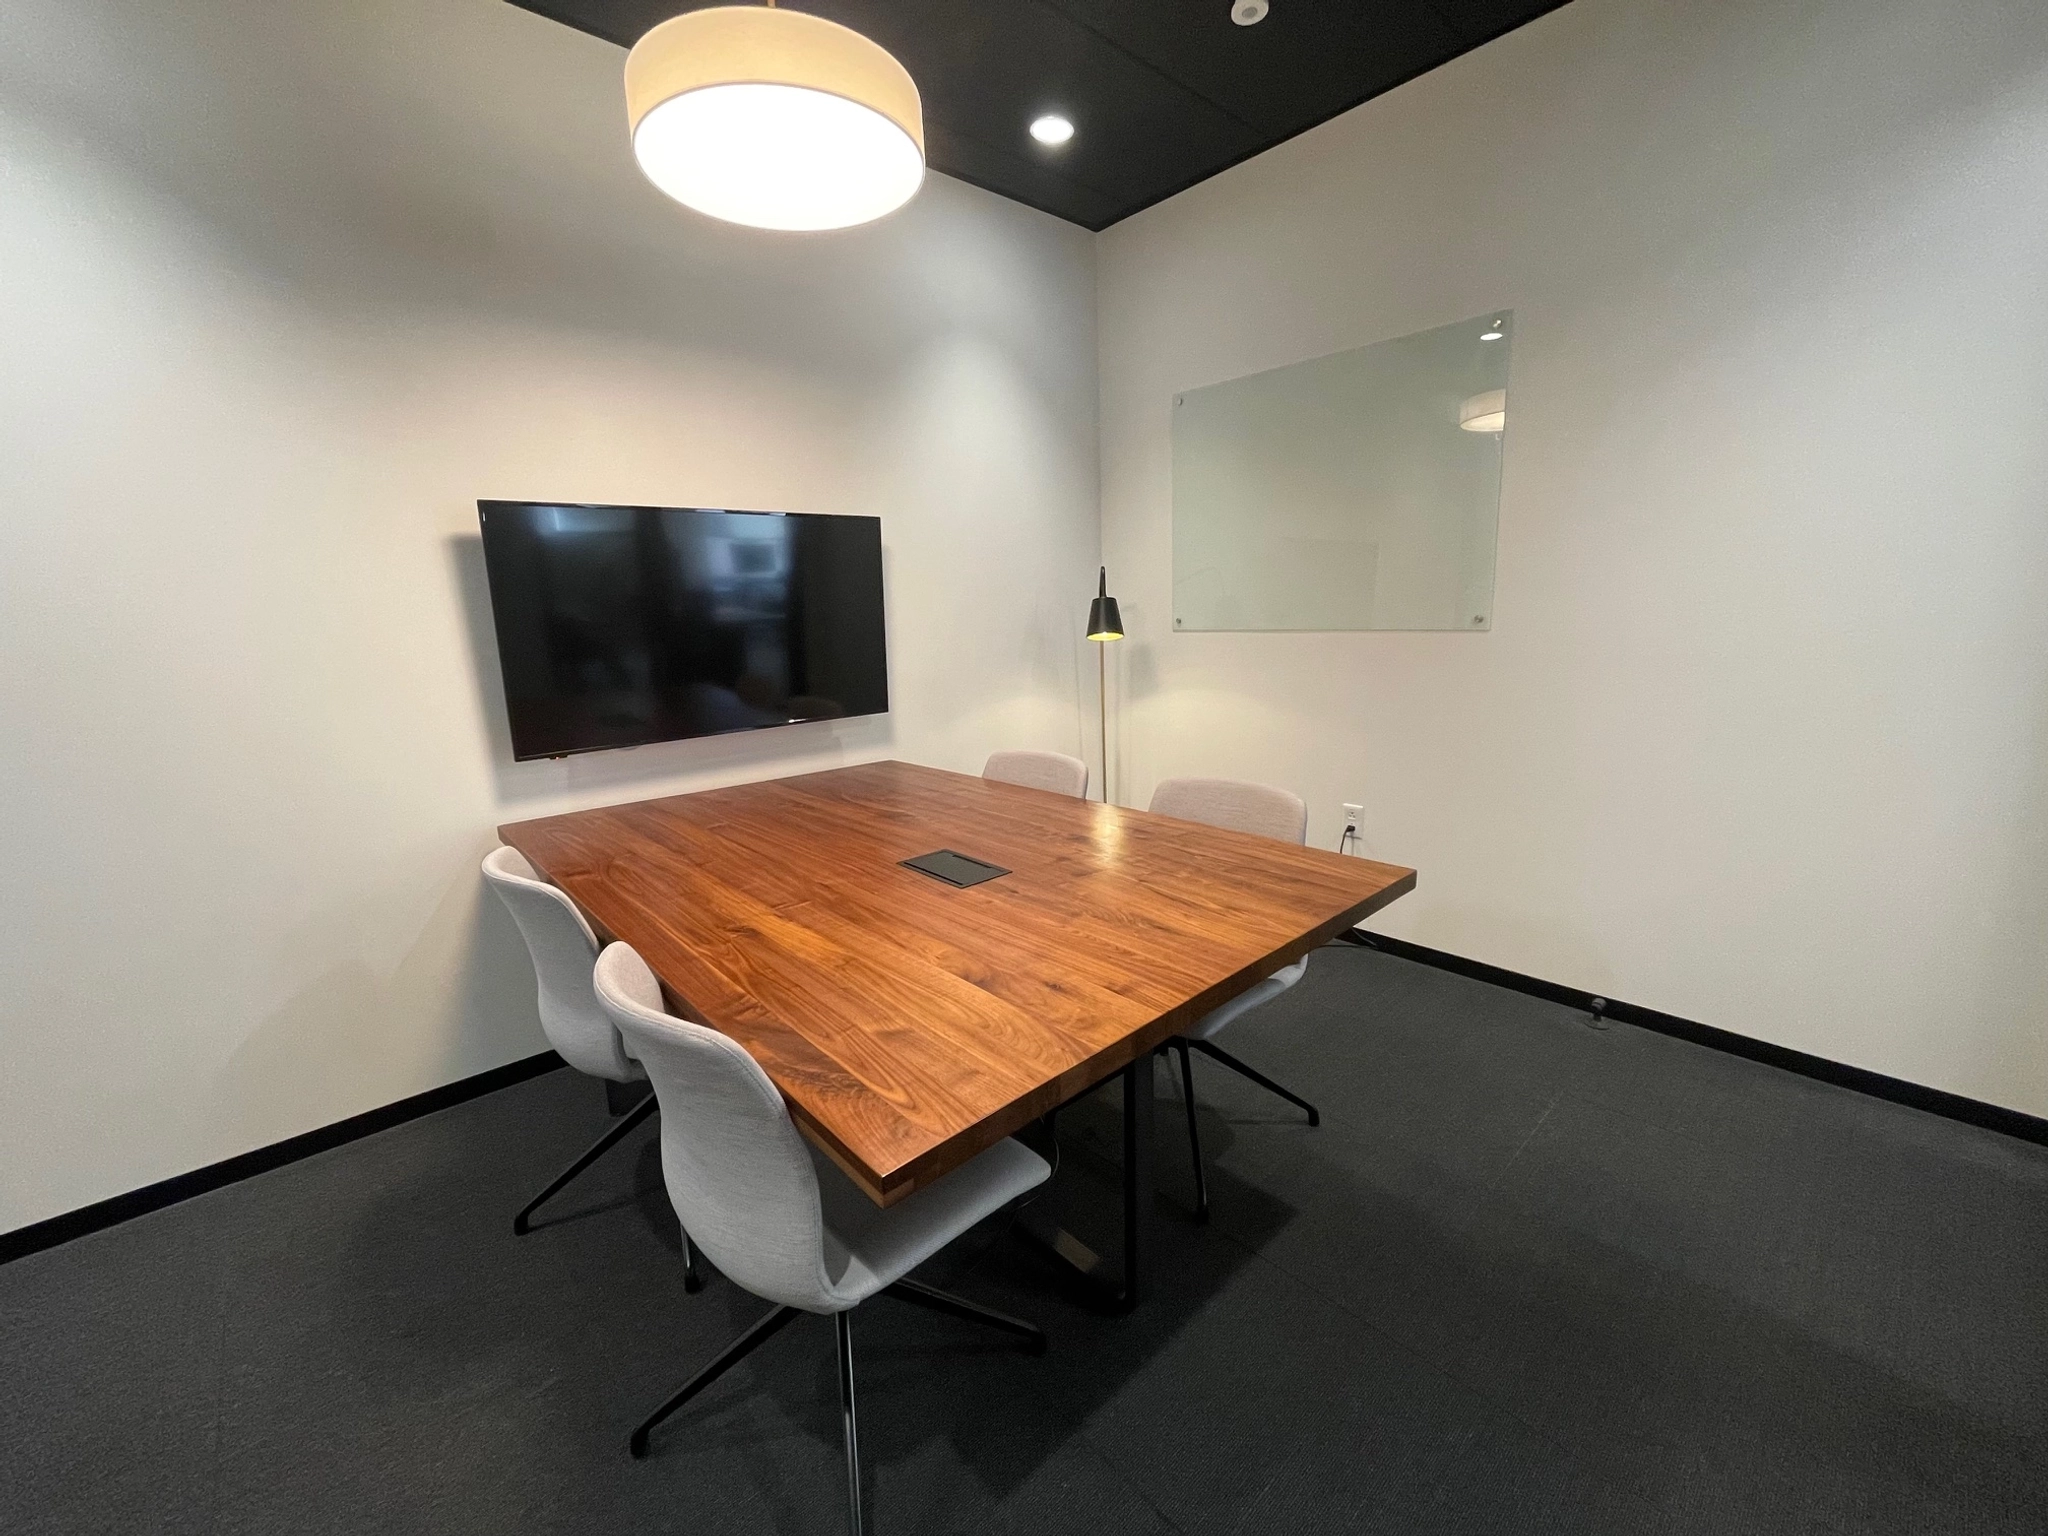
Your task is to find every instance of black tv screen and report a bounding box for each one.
[477,501,888,760]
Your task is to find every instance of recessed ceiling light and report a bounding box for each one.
[1233,0,1270,24]
[1030,114,1075,146]
[1480,323,1504,340]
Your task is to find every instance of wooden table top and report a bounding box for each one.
[499,760,1415,1206]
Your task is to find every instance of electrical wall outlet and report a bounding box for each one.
[1341,803,1363,826]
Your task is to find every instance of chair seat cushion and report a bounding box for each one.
[814,1137,1050,1309]
[1183,957,1308,1041]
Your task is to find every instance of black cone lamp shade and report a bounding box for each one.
[1087,567,1124,641]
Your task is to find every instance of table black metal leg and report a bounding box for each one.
[1120,1050,1154,1310]
[1172,1038,1209,1221]
[1016,1053,1156,1311]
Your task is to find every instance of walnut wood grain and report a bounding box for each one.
[500,760,1415,1206]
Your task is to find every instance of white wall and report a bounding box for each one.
[1098,0,2048,1115]
[0,0,1099,1234]
[10,0,2045,1238]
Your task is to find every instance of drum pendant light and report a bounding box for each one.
[625,3,926,232]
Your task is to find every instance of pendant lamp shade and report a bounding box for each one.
[625,6,926,232]
[1087,567,1124,642]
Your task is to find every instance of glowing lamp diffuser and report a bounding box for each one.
[625,5,926,232]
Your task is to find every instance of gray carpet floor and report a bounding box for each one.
[4,944,2045,1534]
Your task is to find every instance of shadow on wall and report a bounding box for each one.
[445,534,892,806]
[1121,635,1162,705]
[1027,586,1087,763]
[211,843,541,1150]
[0,0,1088,405]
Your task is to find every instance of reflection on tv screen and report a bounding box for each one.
[478,502,888,760]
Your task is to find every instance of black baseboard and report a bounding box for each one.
[1339,929,2048,1148]
[0,1051,567,1267]
[12,936,2044,1263]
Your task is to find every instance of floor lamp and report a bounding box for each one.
[1086,567,1123,804]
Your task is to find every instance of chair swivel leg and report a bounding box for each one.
[629,1303,802,1458]
[1188,1038,1321,1126]
[882,1277,1047,1352]
[513,1093,658,1235]
[1172,1039,1209,1221]
[837,1311,863,1536]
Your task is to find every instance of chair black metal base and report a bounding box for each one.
[630,1284,1045,1535]
[1166,1037,1321,1223]
[883,1276,1047,1353]
[835,1312,862,1536]
[628,1302,800,1459]
[1187,1037,1321,1125]
[512,1093,702,1291]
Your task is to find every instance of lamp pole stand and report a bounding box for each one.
[1098,641,1108,804]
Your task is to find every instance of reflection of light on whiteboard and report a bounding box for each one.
[1459,389,1506,433]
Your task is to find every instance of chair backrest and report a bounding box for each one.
[983,749,1089,799]
[592,942,839,1312]
[481,846,637,1082]
[1148,777,1308,845]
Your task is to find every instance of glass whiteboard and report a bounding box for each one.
[1172,312,1510,632]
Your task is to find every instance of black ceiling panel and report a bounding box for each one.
[1050,0,1466,138]
[509,0,1573,229]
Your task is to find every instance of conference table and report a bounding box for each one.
[499,760,1415,1307]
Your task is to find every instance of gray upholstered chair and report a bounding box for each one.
[593,942,1049,1533]
[982,749,1089,798]
[1147,777,1319,1220]
[481,847,698,1287]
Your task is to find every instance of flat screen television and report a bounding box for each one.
[477,501,888,761]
